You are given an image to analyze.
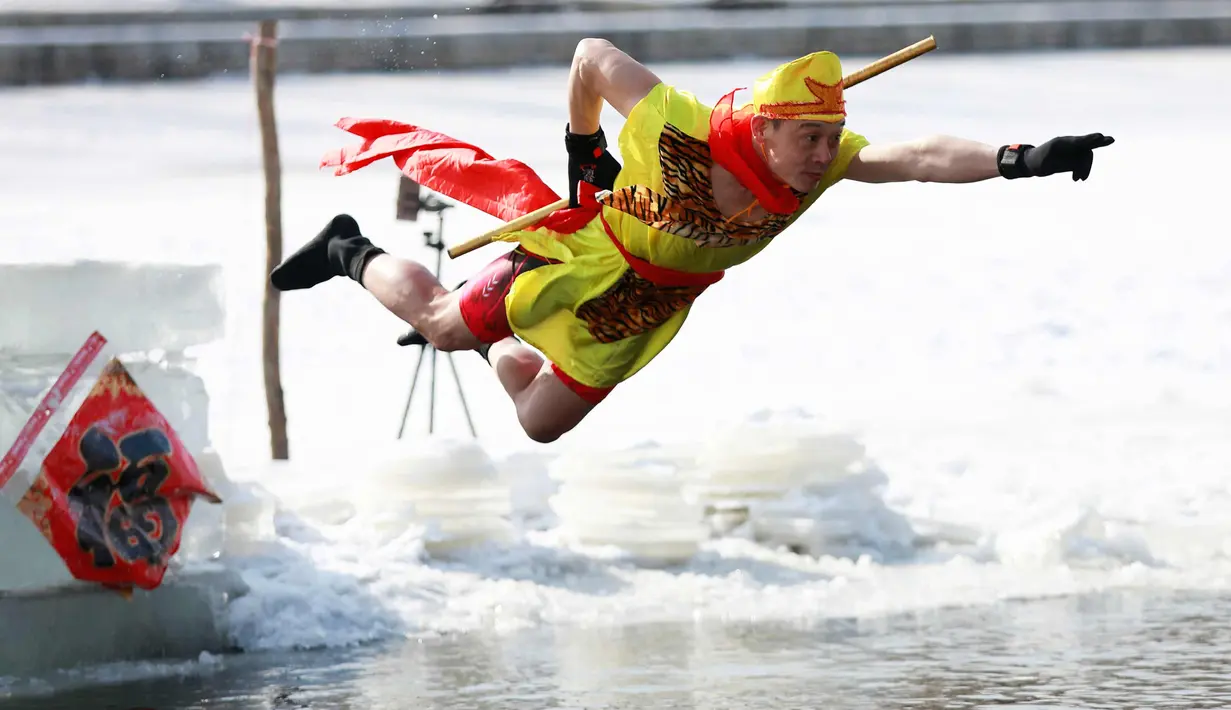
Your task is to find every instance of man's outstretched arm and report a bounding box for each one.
[845,133,1114,184]
[846,136,999,183]
[568,38,662,134]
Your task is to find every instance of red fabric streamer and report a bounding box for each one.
[320,118,597,234]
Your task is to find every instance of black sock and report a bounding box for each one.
[270,214,385,291]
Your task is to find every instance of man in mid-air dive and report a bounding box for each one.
[270,38,1114,443]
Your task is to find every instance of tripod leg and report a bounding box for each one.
[444,351,478,437]
[428,346,438,435]
[397,345,429,439]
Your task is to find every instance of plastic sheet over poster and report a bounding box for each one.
[1,332,222,594]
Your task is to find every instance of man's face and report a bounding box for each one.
[753,116,846,192]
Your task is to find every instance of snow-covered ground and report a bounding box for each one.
[1,47,1229,656]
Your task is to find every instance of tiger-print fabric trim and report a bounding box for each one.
[606,123,806,249]
[575,268,708,343]
[574,122,807,343]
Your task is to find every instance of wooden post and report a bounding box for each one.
[253,20,289,460]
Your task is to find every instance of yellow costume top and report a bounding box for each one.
[492,52,869,389]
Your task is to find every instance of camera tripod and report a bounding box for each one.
[394,186,477,439]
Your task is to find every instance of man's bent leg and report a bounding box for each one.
[273,221,605,442]
[395,247,556,356]
[271,214,479,352]
[361,256,480,352]
[485,338,612,443]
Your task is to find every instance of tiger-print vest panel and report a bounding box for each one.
[574,269,709,344]
[657,123,803,248]
[575,123,803,343]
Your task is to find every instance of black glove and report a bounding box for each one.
[997,133,1115,181]
[565,124,622,207]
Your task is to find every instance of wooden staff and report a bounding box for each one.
[447,36,937,260]
[447,197,571,259]
[841,35,936,89]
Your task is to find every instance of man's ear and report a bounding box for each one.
[749,113,770,142]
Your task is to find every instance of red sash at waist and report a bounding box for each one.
[599,213,725,289]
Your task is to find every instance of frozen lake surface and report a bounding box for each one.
[5,589,1231,708]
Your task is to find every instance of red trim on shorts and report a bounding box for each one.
[551,362,614,404]
[458,277,514,343]
[458,248,558,343]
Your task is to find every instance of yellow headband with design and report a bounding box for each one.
[751,50,846,122]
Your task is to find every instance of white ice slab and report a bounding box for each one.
[0,261,225,358]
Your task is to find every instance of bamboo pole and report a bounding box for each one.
[446,198,571,259]
[841,35,936,89]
